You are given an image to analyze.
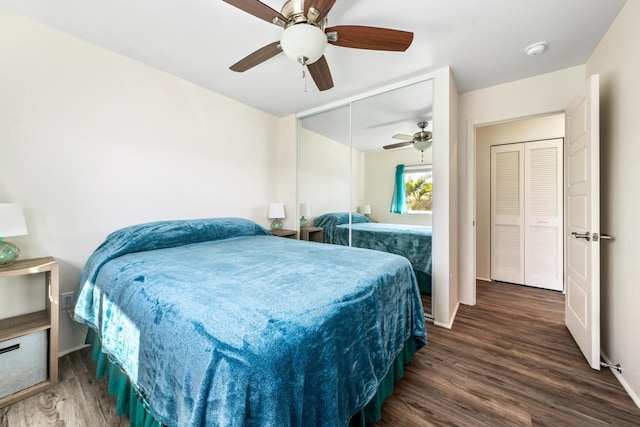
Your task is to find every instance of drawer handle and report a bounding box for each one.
[0,343,20,355]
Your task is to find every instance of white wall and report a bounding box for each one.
[432,66,458,327]
[457,65,585,305]
[586,0,640,406]
[352,148,366,216]
[0,10,284,354]
[298,128,353,224]
[364,148,433,225]
[277,114,298,223]
[475,114,564,280]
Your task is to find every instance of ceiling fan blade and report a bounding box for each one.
[305,0,336,24]
[393,134,414,141]
[230,42,282,72]
[314,0,337,22]
[307,56,334,91]
[383,141,412,150]
[223,0,287,25]
[326,26,414,51]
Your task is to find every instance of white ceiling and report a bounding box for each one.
[301,78,433,152]
[0,0,625,120]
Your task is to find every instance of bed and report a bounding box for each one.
[73,217,426,427]
[314,212,433,294]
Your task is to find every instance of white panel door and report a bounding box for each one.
[491,144,524,284]
[565,75,600,370]
[524,139,564,291]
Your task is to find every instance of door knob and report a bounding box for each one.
[593,233,614,242]
[571,231,591,241]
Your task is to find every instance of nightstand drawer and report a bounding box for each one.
[0,330,47,399]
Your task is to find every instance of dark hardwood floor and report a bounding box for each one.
[373,280,640,426]
[2,280,638,426]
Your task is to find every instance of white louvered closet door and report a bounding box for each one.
[491,139,563,290]
[524,139,563,291]
[491,144,525,285]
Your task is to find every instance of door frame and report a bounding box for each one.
[464,104,567,305]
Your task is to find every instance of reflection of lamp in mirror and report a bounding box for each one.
[268,203,285,230]
[362,205,372,219]
[0,203,28,266]
[300,203,311,228]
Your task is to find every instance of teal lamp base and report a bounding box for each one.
[0,240,20,266]
[300,216,308,228]
[270,218,283,230]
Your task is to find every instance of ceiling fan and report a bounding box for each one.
[383,121,432,152]
[223,0,414,91]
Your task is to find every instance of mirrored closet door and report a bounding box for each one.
[299,104,352,226]
[297,78,435,319]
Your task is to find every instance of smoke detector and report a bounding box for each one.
[524,41,548,56]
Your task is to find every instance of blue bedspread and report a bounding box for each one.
[314,213,432,289]
[74,218,426,427]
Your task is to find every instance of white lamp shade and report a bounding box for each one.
[362,205,372,215]
[0,203,28,237]
[413,139,431,152]
[268,203,285,219]
[280,24,328,65]
[300,203,311,217]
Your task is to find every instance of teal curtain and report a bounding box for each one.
[390,164,408,214]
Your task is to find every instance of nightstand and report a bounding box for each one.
[0,257,59,408]
[301,227,323,243]
[270,229,297,239]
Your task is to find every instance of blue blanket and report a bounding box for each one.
[314,213,432,291]
[74,218,426,427]
[313,212,371,244]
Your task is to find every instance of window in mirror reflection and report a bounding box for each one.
[405,165,432,213]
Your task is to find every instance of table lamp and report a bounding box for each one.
[363,205,372,219]
[300,203,311,228]
[268,203,285,230]
[0,203,28,266]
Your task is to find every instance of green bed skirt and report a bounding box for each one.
[416,271,432,294]
[87,330,419,427]
[88,330,161,427]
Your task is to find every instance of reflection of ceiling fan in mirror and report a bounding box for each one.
[384,121,433,152]
[223,0,414,91]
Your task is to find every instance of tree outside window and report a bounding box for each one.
[405,166,432,212]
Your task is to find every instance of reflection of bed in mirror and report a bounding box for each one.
[314,212,432,294]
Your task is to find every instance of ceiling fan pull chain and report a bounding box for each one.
[302,64,308,92]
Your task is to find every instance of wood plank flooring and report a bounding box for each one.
[1,348,128,427]
[2,280,639,426]
[373,280,640,426]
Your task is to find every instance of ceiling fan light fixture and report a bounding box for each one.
[413,139,431,152]
[280,23,328,65]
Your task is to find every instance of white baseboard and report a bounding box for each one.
[476,276,491,282]
[601,351,640,409]
[58,343,90,358]
[434,301,460,329]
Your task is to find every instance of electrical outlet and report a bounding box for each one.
[60,291,75,310]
